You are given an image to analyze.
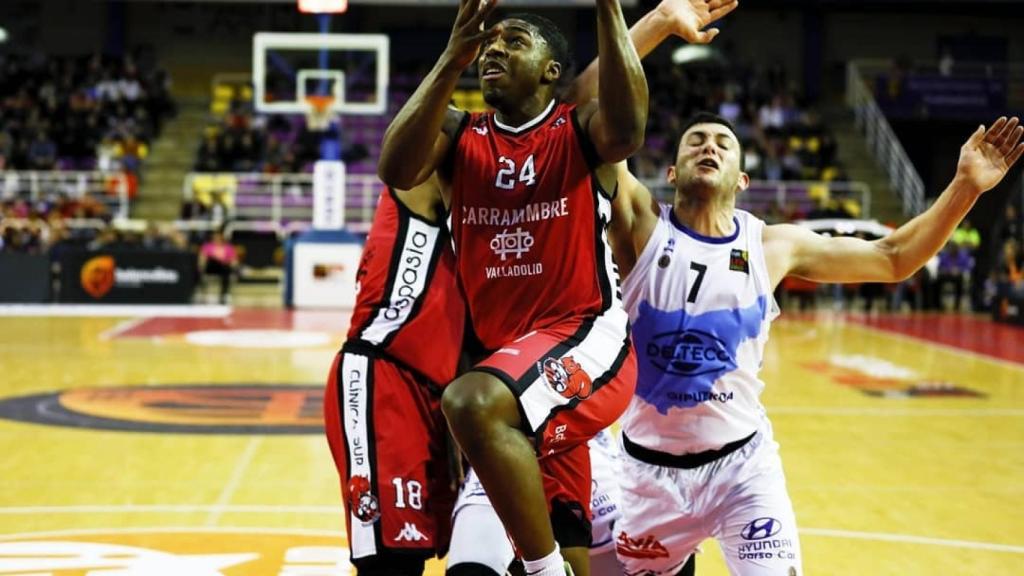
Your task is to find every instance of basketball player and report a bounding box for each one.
[441,2,738,575]
[604,113,1023,576]
[378,0,649,573]
[323,174,464,576]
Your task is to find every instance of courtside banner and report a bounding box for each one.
[58,249,197,304]
[0,253,50,303]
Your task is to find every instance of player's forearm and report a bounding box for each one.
[378,58,462,189]
[568,7,672,106]
[595,0,648,157]
[880,177,981,281]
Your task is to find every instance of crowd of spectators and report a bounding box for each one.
[633,59,843,183]
[0,51,175,180]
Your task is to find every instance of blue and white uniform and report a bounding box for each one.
[614,205,802,576]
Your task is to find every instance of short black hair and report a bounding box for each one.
[504,13,572,75]
[678,111,745,170]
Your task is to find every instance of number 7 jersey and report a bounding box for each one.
[620,205,780,454]
[449,101,624,350]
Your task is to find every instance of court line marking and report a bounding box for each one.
[0,505,340,515]
[0,523,1020,555]
[205,438,263,526]
[0,304,231,318]
[769,406,1024,417]
[842,320,1024,370]
[0,526,346,541]
[98,317,149,340]
[801,527,1024,554]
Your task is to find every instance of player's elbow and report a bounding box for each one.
[376,157,417,190]
[600,129,646,164]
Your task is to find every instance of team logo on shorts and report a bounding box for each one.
[347,475,381,524]
[740,517,782,541]
[539,355,593,400]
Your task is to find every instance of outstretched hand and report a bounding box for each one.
[655,0,740,45]
[956,116,1024,196]
[443,0,500,72]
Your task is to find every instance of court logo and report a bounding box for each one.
[0,384,323,434]
[81,255,116,298]
[803,355,986,399]
[0,530,351,575]
[740,517,782,541]
[539,355,593,400]
[348,475,381,524]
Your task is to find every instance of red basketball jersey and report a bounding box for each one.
[449,101,620,350]
[346,188,464,386]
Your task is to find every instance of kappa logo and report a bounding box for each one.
[348,475,381,524]
[550,116,567,129]
[616,531,670,559]
[539,355,593,400]
[395,522,428,542]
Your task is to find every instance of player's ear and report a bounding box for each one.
[736,171,750,193]
[543,60,561,85]
[667,165,677,186]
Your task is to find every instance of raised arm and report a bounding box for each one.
[566,0,739,106]
[574,0,648,164]
[765,117,1024,286]
[378,0,498,189]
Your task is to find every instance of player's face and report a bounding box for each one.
[478,20,559,109]
[669,123,749,200]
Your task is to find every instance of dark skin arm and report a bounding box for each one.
[377,0,498,190]
[574,0,649,164]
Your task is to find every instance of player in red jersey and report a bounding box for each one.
[378,0,648,574]
[323,174,465,575]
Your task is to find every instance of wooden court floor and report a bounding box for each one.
[0,309,1021,575]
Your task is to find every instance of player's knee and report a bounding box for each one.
[441,374,517,437]
[446,562,505,576]
[351,552,425,576]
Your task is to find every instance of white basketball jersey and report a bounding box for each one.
[621,205,779,454]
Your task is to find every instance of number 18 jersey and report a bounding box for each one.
[449,101,624,349]
[620,205,779,454]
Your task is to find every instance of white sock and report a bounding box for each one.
[522,543,565,576]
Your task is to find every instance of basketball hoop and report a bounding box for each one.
[305,94,336,131]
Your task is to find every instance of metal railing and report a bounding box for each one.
[640,178,872,219]
[847,60,927,216]
[183,171,871,231]
[182,172,381,233]
[0,170,130,219]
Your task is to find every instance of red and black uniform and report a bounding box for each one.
[324,187,464,561]
[448,101,637,544]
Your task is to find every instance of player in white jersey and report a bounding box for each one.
[602,110,1023,576]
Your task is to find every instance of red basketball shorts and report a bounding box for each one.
[323,345,456,560]
[474,312,636,522]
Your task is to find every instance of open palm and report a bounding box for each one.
[957,116,1024,195]
[655,0,740,44]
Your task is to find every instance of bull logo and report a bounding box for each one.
[540,356,593,400]
[347,475,380,524]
